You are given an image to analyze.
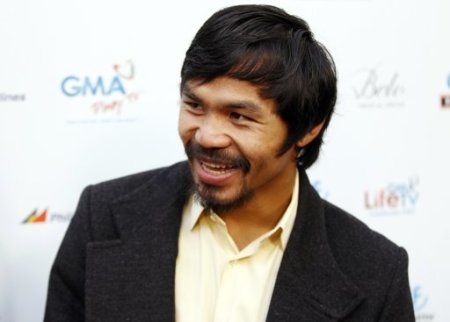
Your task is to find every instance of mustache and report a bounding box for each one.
[185,141,251,173]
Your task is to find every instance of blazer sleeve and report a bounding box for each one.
[44,186,93,322]
[377,247,415,322]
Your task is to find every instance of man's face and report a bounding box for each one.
[178,76,298,213]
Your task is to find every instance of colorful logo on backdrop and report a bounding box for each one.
[22,208,73,224]
[440,73,450,108]
[0,92,26,103]
[364,176,419,215]
[352,65,405,108]
[412,285,435,321]
[61,60,141,122]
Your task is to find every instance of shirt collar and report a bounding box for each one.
[187,195,205,230]
[185,170,300,250]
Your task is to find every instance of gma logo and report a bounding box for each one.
[61,76,126,97]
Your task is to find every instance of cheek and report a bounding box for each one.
[245,130,284,155]
[241,131,291,167]
[234,139,270,170]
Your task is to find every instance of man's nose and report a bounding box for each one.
[194,116,232,149]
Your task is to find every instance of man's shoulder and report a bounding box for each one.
[322,200,406,278]
[72,161,190,241]
[88,161,189,202]
[317,200,414,318]
[323,200,403,256]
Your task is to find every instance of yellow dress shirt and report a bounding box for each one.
[175,171,299,322]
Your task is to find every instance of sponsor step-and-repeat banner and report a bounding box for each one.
[1,0,449,321]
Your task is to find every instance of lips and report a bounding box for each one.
[194,158,240,186]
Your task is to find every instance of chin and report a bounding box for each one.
[195,186,253,214]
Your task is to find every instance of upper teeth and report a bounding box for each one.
[202,161,233,170]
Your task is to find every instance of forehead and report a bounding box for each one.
[182,76,277,112]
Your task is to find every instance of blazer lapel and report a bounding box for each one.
[266,169,364,322]
[85,163,192,322]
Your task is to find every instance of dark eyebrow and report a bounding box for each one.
[181,82,264,114]
[181,84,202,103]
[226,101,263,114]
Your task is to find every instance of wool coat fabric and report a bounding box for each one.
[44,161,415,321]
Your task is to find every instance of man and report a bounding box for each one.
[45,5,414,322]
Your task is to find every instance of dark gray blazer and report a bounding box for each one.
[44,161,414,321]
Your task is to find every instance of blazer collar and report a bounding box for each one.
[267,168,364,321]
[111,162,192,243]
[97,162,192,321]
[108,162,364,321]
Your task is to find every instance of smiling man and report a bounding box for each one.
[45,5,414,322]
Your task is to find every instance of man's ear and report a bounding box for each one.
[296,121,325,148]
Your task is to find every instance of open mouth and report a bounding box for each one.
[194,158,241,186]
[200,160,238,175]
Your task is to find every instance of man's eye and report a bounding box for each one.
[184,101,199,109]
[230,112,251,122]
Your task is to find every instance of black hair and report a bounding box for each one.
[181,4,337,169]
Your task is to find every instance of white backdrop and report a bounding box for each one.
[1,0,449,321]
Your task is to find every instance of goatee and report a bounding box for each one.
[185,141,252,214]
